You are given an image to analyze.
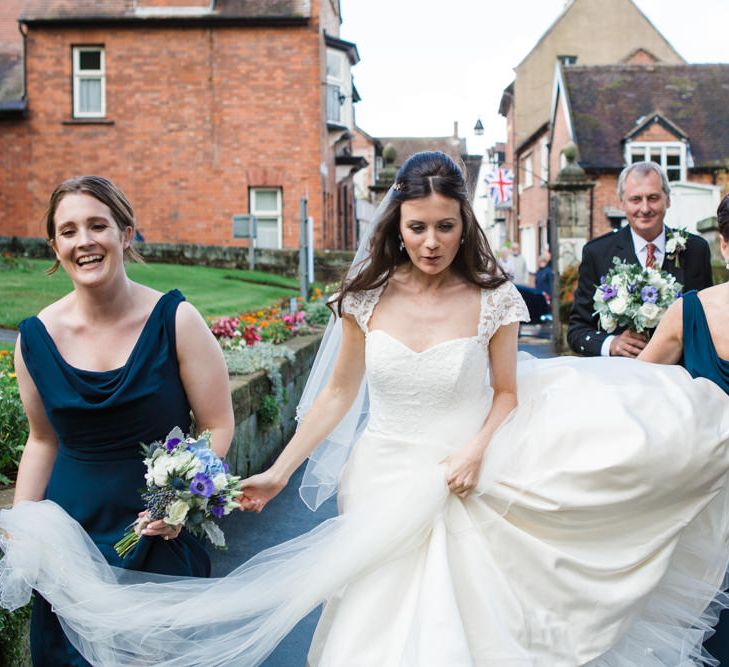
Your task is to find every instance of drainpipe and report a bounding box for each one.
[18,20,28,105]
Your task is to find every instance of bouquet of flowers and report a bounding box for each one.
[593,257,683,334]
[114,428,241,558]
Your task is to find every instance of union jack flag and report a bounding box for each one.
[485,168,514,206]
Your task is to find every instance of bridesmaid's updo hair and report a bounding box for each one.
[44,175,143,275]
[718,194,729,242]
[332,151,508,315]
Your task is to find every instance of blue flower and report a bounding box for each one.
[601,285,618,300]
[165,437,181,452]
[641,286,659,304]
[170,477,186,490]
[210,501,226,519]
[192,448,226,477]
[190,473,214,498]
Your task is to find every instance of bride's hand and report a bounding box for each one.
[442,446,484,498]
[237,470,287,512]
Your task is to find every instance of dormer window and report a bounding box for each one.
[627,142,686,181]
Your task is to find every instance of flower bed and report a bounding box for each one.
[210,290,329,350]
[0,349,27,486]
[210,292,332,427]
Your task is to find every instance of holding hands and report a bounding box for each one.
[238,470,287,512]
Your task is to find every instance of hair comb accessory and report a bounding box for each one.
[392,182,404,192]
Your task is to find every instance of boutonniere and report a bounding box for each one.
[665,228,688,267]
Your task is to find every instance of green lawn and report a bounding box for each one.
[0,260,299,328]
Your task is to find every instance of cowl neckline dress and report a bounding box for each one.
[18,290,209,666]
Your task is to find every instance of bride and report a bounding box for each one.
[3,152,729,666]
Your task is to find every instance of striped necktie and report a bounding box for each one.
[645,242,656,269]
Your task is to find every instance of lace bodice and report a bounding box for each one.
[342,282,529,444]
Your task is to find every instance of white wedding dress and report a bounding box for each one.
[3,281,729,666]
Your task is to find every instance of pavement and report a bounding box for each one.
[0,328,17,344]
[208,334,556,666]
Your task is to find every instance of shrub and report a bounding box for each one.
[0,603,32,667]
[0,350,27,485]
[303,301,332,326]
[558,263,580,325]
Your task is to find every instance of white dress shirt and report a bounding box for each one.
[600,227,666,356]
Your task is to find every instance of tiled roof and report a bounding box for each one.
[377,135,481,194]
[563,64,729,169]
[378,136,468,169]
[20,0,310,21]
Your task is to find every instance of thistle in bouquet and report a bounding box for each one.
[114,427,241,558]
[593,257,683,334]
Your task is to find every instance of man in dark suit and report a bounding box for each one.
[568,161,713,357]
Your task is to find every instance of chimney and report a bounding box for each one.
[453,121,459,138]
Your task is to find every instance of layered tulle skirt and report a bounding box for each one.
[2,356,729,665]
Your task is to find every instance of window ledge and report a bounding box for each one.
[63,118,114,125]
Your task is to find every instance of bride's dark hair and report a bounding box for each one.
[331,150,508,316]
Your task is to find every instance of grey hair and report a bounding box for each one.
[617,161,671,201]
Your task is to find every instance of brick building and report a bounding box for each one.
[497,0,685,272]
[542,62,729,267]
[0,0,364,251]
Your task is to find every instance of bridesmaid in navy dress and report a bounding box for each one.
[640,193,729,663]
[13,176,234,666]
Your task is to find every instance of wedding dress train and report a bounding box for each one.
[2,282,729,666]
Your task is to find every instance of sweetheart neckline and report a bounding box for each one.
[367,329,480,355]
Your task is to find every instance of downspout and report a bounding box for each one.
[19,20,28,105]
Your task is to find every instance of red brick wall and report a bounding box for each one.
[0,120,32,237]
[1,15,341,249]
[632,123,678,143]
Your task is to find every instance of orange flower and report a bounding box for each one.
[0,350,9,357]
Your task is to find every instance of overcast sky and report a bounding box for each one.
[339,0,729,151]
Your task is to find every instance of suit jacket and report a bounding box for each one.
[567,225,713,356]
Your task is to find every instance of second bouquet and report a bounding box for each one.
[593,257,683,334]
[115,428,241,558]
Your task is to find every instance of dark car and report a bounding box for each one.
[515,284,552,324]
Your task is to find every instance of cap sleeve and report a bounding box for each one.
[340,285,385,333]
[477,282,530,342]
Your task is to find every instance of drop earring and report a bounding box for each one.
[460,236,465,246]
[398,235,405,252]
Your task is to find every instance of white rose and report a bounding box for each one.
[638,303,662,327]
[213,473,228,492]
[666,238,677,254]
[151,456,174,487]
[648,272,664,287]
[600,313,617,333]
[594,288,605,304]
[608,295,628,315]
[165,499,190,526]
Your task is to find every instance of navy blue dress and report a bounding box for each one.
[682,290,729,664]
[19,290,210,667]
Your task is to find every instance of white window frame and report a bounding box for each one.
[625,141,687,182]
[540,139,549,185]
[326,48,350,127]
[73,46,106,118]
[523,152,534,189]
[250,188,283,249]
